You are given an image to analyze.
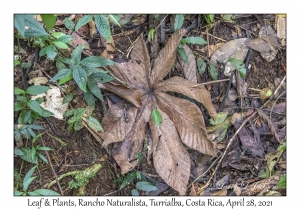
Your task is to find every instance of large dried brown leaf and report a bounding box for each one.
[155,76,217,119]
[100,101,137,148]
[155,92,215,156]
[149,109,190,195]
[112,102,149,174]
[99,83,142,107]
[177,45,197,83]
[93,30,217,195]
[150,29,187,84]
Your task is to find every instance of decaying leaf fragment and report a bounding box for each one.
[93,30,217,195]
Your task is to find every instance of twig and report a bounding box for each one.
[126,36,141,58]
[270,91,286,119]
[34,63,52,79]
[154,15,168,32]
[193,51,219,67]
[41,139,64,195]
[201,31,226,42]
[256,109,281,143]
[192,78,229,87]
[218,71,234,112]
[196,75,286,194]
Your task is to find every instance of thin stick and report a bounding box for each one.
[192,78,229,87]
[154,14,169,32]
[270,91,286,119]
[201,31,226,42]
[126,36,141,58]
[41,139,64,195]
[197,74,286,194]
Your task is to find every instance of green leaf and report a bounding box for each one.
[71,44,88,65]
[67,108,86,124]
[28,124,44,130]
[148,29,155,42]
[63,93,73,104]
[14,148,24,156]
[14,190,24,196]
[64,17,75,30]
[197,58,207,75]
[88,82,103,102]
[94,15,111,42]
[17,96,28,103]
[39,47,47,57]
[174,14,184,32]
[90,72,114,84]
[35,97,43,104]
[75,15,93,31]
[277,174,286,188]
[32,133,42,144]
[45,44,58,61]
[210,112,228,125]
[85,67,107,76]
[14,102,24,111]
[27,191,40,196]
[120,171,136,189]
[53,41,69,49]
[39,108,54,117]
[58,72,73,85]
[56,55,71,65]
[18,110,27,124]
[14,59,20,67]
[203,14,214,25]
[84,90,95,107]
[14,14,27,37]
[24,165,37,181]
[24,111,32,125]
[14,87,25,94]
[40,14,56,32]
[74,118,83,130]
[181,37,207,45]
[23,15,48,38]
[151,109,162,127]
[73,65,87,92]
[216,125,228,142]
[131,189,139,196]
[227,58,246,79]
[37,153,48,164]
[51,32,65,38]
[50,69,71,82]
[64,109,76,117]
[177,48,189,64]
[27,100,43,113]
[26,85,49,95]
[108,14,121,27]
[31,189,60,196]
[36,146,52,151]
[20,148,38,164]
[22,62,32,68]
[56,61,67,71]
[23,176,36,192]
[86,116,103,132]
[209,63,218,80]
[81,56,115,67]
[136,181,158,192]
[56,35,73,43]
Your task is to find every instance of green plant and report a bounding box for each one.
[64,107,103,132]
[50,44,115,107]
[47,164,102,196]
[14,86,53,125]
[177,37,207,64]
[117,171,157,196]
[64,14,121,43]
[14,165,60,196]
[203,14,215,25]
[14,124,44,141]
[36,31,73,61]
[14,133,52,164]
[227,58,247,79]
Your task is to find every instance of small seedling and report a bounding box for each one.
[14,165,60,196]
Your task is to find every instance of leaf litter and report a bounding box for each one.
[88,30,217,195]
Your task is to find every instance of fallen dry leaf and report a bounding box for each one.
[31,85,68,120]
[177,45,197,83]
[210,38,250,77]
[93,30,217,195]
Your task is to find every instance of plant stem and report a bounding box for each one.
[16,34,25,89]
